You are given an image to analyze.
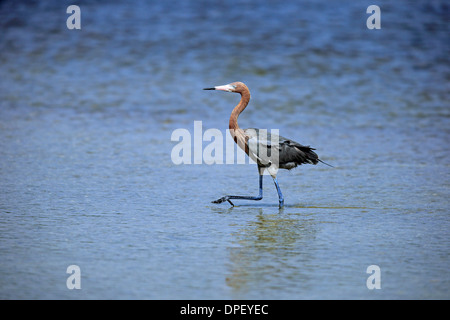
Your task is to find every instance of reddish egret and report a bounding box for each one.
[204,82,331,208]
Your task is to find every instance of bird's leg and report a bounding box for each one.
[273,177,284,208]
[212,174,263,206]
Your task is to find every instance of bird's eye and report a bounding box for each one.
[232,85,237,89]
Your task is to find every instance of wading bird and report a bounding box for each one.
[204,82,331,208]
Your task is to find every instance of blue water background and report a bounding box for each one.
[0,0,449,299]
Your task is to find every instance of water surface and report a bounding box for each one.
[0,0,449,299]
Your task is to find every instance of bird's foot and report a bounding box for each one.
[212,196,234,206]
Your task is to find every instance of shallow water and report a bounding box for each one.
[0,0,449,299]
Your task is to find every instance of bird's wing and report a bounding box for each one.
[244,128,281,166]
[278,138,319,165]
[244,128,319,166]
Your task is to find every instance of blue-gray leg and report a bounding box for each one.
[212,174,263,206]
[273,177,284,207]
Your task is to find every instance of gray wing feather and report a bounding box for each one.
[244,128,319,168]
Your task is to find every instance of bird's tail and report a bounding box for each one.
[318,159,334,168]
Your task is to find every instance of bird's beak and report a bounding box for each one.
[203,84,234,92]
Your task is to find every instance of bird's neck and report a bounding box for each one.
[229,89,250,132]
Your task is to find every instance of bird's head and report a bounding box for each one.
[203,82,247,93]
